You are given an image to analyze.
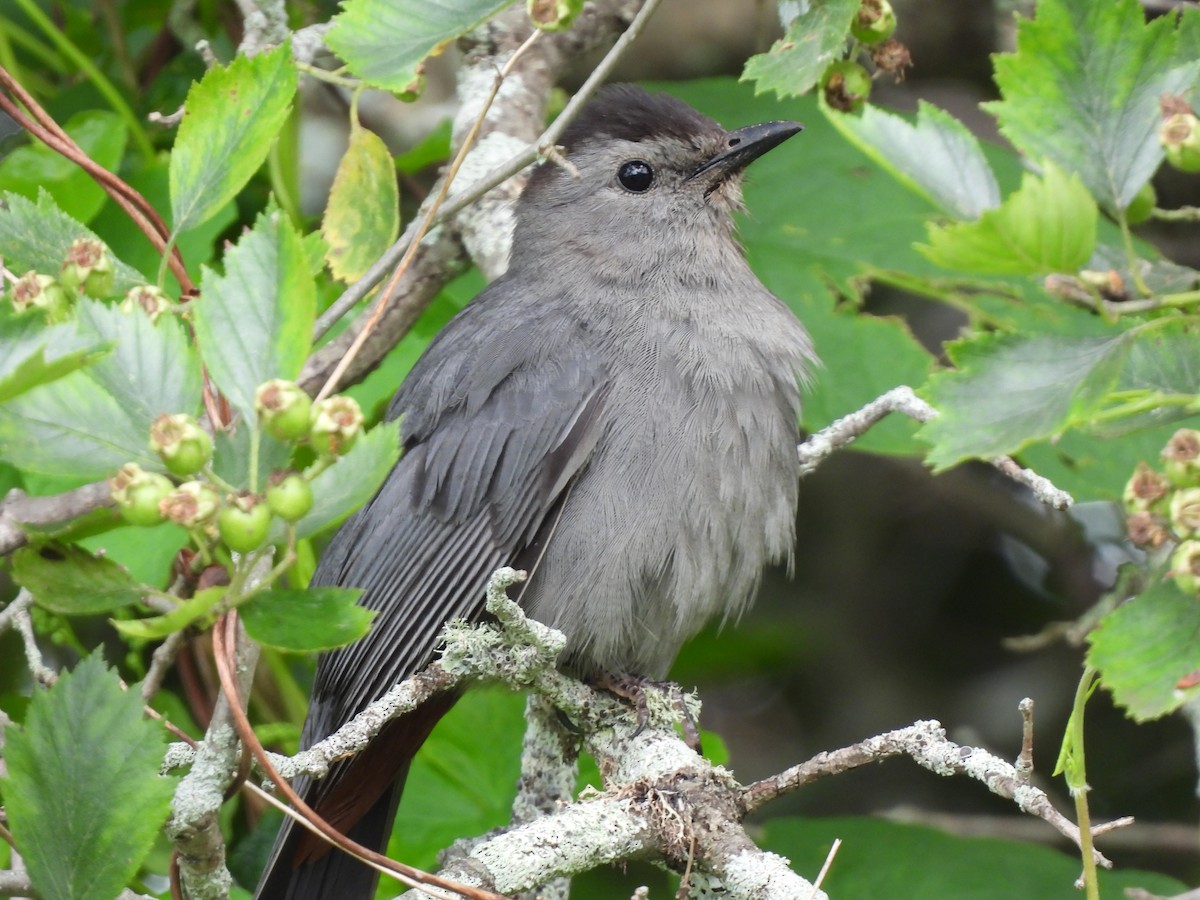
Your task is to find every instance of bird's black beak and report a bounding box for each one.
[689,120,804,184]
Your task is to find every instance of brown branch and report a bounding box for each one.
[0,482,115,556]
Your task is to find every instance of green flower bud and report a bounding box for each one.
[266,471,314,522]
[121,285,173,323]
[110,463,173,527]
[149,413,213,476]
[255,379,314,442]
[1123,462,1169,514]
[10,271,71,320]
[310,395,365,457]
[851,0,896,44]
[1162,428,1200,487]
[1172,540,1200,596]
[60,238,114,297]
[160,481,220,528]
[218,492,272,553]
[1159,112,1200,174]
[821,60,872,114]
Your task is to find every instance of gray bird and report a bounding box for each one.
[255,83,815,899]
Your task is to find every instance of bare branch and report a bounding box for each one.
[0,482,115,556]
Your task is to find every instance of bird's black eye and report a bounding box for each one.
[617,160,654,192]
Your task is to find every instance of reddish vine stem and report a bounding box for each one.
[0,64,193,293]
[210,611,506,900]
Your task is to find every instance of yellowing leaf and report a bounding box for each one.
[322,123,400,283]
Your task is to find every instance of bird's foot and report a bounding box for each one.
[593,673,703,755]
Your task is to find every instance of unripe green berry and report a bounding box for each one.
[60,238,114,297]
[121,285,173,323]
[110,463,173,527]
[266,471,314,522]
[256,379,314,442]
[851,0,896,44]
[1126,510,1170,549]
[149,413,213,476]
[1162,428,1200,487]
[1159,112,1200,173]
[1172,540,1200,596]
[310,395,365,457]
[527,0,582,31]
[218,492,272,553]
[1123,461,1170,514]
[10,271,71,320]
[821,60,871,114]
[1172,488,1200,537]
[160,481,220,528]
[1125,181,1157,225]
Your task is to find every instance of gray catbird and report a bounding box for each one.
[255,83,815,899]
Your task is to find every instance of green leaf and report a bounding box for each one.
[762,816,1186,898]
[0,309,110,406]
[1,653,175,900]
[169,42,298,235]
[284,420,402,541]
[918,332,1128,470]
[823,100,1000,220]
[0,190,144,295]
[11,543,145,615]
[326,0,516,93]
[920,162,1097,275]
[1088,580,1200,721]
[112,586,226,640]
[985,0,1200,210]
[239,586,373,652]
[0,111,128,225]
[741,0,860,98]
[194,203,316,420]
[322,122,400,283]
[391,687,525,870]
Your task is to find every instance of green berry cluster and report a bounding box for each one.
[819,1,910,114]
[1123,428,1200,595]
[109,380,364,556]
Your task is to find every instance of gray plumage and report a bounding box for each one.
[256,83,815,900]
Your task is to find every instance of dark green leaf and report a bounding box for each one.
[0,111,128,224]
[918,332,1128,470]
[169,43,297,235]
[327,0,515,94]
[0,309,110,405]
[920,162,1097,275]
[1,653,175,900]
[322,123,400,283]
[1088,580,1200,721]
[285,420,402,541]
[986,0,1200,210]
[741,0,859,98]
[11,542,144,615]
[0,190,144,295]
[239,586,372,652]
[822,100,1000,220]
[112,586,226,640]
[194,203,316,420]
[763,816,1186,898]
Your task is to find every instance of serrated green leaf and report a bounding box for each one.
[169,42,297,235]
[741,0,859,98]
[322,122,400,283]
[986,0,1200,210]
[11,542,145,615]
[1088,580,1200,720]
[920,162,1097,275]
[1,653,175,900]
[282,420,402,541]
[918,332,1129,470]
[0,111,128,224]
[194,204,316,420]
[0,309,110,405]
[240,586,372,651]
[823,100,1000,220]
[326,0,515,94]
[762,816,1187,898]
[0,190,144,295]
[112,586,225,640]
